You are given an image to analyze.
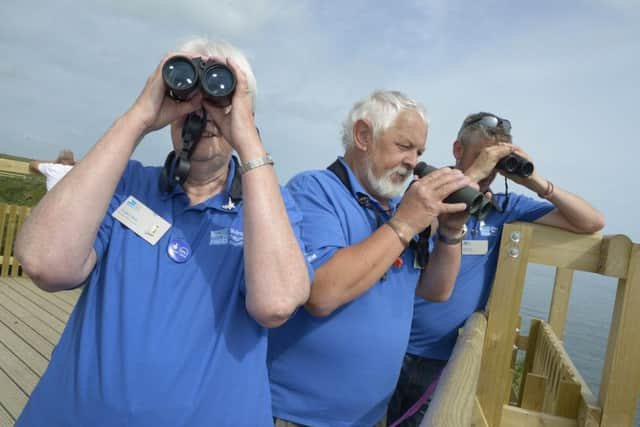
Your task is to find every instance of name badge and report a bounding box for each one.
[112,196,171,245]
[462,240,488,255]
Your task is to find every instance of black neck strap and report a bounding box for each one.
[327,159,430,268]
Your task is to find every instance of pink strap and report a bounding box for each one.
[388,376,440,427]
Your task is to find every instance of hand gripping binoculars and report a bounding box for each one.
[414,162,492,219]
[495,153,534,177]
[162,55,236,108]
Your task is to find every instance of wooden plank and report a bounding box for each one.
[0,403,15,427]
[471,396,489,427]
[0,295,60,346]
[422,312,487,427]
[598,234,633,279]
[477,223,533,426]
[0,318,48,375]
[0,159,30,175]
[599,244,640,426]
[521,373,546,411]
[5,278,71,322]
[527,224,602,274]
[6,277,74,314]
[11,277,81,307]
[500,405,577,427]
[0,206,16,277]
[0,303,54,360]
[555,381,580,418]
[10,206,29,278]
[0,342,39,394]
[0,368,26,421]
[518,319,542,406]
[548,268,574,338]
[0,286,65,333]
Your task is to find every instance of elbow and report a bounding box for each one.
[247,282,310,328]
[588,214,606,233]
[425,290,453,303]
[249,299,301,328]
[15,240,83,292]
[417,285,454,303]
[304,299,337,318]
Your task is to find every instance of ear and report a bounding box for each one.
[353,119,373,151]
[453,139,464,161]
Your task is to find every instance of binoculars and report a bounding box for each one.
[496,153,534,177]
[162,56,236,107]
[414,162,492,219]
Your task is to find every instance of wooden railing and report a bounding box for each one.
[0,203,31,277]
[424,222,640,426]
[421,312,488,427]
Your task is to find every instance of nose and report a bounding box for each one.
[404,150,419,170]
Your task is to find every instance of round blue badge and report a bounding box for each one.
[167,238,191,263]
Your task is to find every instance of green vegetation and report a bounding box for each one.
[0,154,45,207]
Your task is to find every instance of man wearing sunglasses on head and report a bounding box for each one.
[387,112,605,427]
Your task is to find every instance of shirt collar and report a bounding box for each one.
[160,156,243,212]
[336,156,401,212]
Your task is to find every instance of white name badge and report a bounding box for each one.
[462,240,488,256]
[112,196,171,245]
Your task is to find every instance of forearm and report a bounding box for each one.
[16,112,146,288]
[305,224,405,317]
[527,176,605,233]
[416,240,461,301]
[241,155,311,327]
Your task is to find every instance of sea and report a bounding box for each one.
[520,263,640,426]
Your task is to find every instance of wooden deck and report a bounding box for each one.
[0,276,80,425]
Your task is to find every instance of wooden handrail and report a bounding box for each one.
[421,312,488,427]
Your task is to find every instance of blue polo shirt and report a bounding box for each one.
[268,157,422,427]
[17,158,309,427]
[407,193,554,360]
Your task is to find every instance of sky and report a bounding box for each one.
[1,0,638,240]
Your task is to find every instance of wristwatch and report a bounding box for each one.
[437,224,467,245]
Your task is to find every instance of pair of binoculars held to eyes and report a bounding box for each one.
[495,153,534,177]
[162,56,236,107]
[414,154,534,219]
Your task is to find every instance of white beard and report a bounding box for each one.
[364,158,411,199]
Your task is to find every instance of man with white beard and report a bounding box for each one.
[268,90,472,427]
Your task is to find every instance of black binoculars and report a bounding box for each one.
[414,162,492,219]
[162,56,236,107]
[496,153,534,177]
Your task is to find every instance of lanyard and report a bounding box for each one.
[327,159,430,269]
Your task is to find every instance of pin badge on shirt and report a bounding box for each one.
[168,237,192,263]
[221,197,236,211]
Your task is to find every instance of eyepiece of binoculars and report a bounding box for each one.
[495,153,534,177]
[162,56,236,108]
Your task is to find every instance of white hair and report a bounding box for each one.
[178,36,257,111]
[341,90,428,151]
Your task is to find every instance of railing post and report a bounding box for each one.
[477,223,533,426]
[599,243,640,426]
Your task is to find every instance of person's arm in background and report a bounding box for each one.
[15,53,203,291]
[29,160,47,175]
[465,143,605,234]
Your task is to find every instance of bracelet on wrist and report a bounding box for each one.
[537,180,554,199]
[437,224,467,245]
[240,153,274,175]
[386,219,411,247]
